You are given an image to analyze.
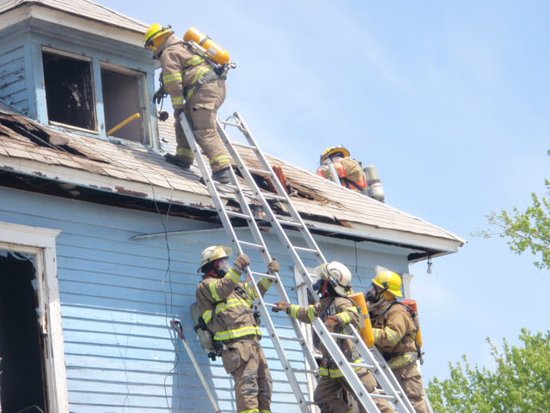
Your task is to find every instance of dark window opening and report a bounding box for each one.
[101,66,146,143]
[43,51,96,131]
[0,252,47,413]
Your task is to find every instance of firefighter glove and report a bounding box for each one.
[267,258,280,274]
[272,301,290,313]
[234,253,250,272]
[153,86,166,105]
[325,315,339,331]
[173,108,185,120]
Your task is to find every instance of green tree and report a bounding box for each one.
[427,329,550,413]
[481,150,549,270]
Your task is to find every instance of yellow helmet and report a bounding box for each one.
[320,146,350,164]
[372,270,402,298]
[198,245,232,272]
[144,23,174,50]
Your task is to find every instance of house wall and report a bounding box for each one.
[0,28,31,115]
[0,186,411,413]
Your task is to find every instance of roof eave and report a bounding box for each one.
[0,4,146,47]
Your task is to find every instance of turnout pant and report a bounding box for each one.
[222,338,272,413]
[174,79,233,173]
[314,370,395,413]
[393,362,429,413]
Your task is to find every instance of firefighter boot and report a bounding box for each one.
[164,153,192,170]
[212,166,231,184]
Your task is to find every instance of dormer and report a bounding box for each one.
[0,0,159,147]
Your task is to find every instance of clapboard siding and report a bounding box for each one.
[0,44,29,113]
[0,186,411,412]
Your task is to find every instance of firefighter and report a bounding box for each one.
[316,146,368,193]
[144,24,234,183]
[366,270,429,413]
[196,246,278,413]
[273,262,395,413]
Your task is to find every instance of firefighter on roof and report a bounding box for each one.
[144,24,234,183]
[366,270,429,413]
[316,146,368,193]
[274,262,395,413]
[196,246,278,413]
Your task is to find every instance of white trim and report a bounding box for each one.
[402,273,414,299]
[0,221,69,413]
[293,267,320,413]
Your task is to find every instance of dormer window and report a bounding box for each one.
[41,47,151,144]
[42,50,96,131]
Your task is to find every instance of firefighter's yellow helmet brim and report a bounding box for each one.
[321,146,351,163]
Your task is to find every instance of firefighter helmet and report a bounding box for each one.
[372,270,402,298]
[144,23,174,50]
[198,245,232,272]
[320,146,350,164]
[314,261,353,296]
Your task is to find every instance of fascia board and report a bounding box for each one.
[0,5,144,47]
[0,156,215,209]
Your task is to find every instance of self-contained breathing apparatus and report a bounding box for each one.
[191,284,260,362]
[154,26,235,121]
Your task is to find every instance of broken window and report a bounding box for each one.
[101,64,147,143]
[42,50,96,131]
[0,250,47,413]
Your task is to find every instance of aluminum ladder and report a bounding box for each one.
[178,112,415,413]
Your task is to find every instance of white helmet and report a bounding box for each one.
[314,261,352,296]
[198,245,232,272]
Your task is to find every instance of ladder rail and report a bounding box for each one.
[179,113,316,412]
[181,110,417,412]
[217,116,324,296]
[221,113,327,262]
[218,112,417,413]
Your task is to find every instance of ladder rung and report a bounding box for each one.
[291,367,318,375]
[371,393,397,401]
[250,271,278,280]
[238,240,265,250]
[350,361,375,370]
[277,335,306,343]
[293,245,320,255]
[330,332,355,340]
[226,210,253,220]
[263,193,287,201]
[247,167,272,175]
[276,219,304,228]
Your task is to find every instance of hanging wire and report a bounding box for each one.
[72,135,179,410]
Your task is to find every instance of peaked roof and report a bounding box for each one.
[0,105,464,259]
[0,0,148,34]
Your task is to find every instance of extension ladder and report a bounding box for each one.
[178,112,416,413]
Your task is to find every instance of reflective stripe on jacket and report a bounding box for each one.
[288,296,363,376]
[196,267,273,342]
[372,302,418,368]
[159,35,216,107]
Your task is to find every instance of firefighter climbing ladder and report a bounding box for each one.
[178,112,416,413]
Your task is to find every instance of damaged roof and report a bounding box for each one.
[0,105,464,257]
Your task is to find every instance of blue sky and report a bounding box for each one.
[103,1,549,381]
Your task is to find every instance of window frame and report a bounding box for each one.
[0,222,68,413]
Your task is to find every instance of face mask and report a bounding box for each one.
[313,279,331,298]
[366,285,381,303]
[213,259,229,278]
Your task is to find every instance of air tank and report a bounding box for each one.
[364,165,385,202]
